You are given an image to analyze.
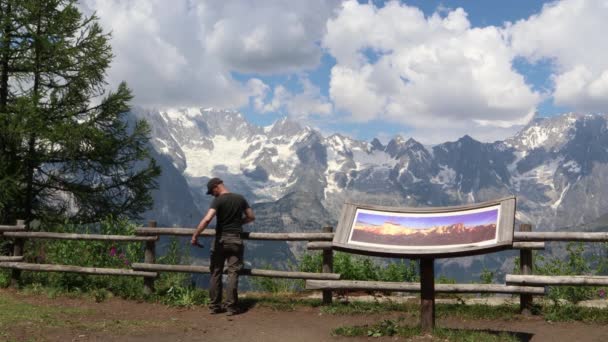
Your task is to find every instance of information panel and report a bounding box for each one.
[332,197,516,258]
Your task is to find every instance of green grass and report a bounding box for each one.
[333,318,520,341]
[332,320,520,342]
[542,303,608,323]
[321,300,416,315]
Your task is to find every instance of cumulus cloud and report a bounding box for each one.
[509,0,608,112]
[250,77,332,120]
[79,0,339,108]
[323,0,540,143]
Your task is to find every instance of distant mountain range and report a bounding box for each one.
[130,107,608,281]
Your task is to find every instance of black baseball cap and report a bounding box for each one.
[206,177,223,195]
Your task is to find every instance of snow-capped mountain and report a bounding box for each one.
[131,107,608,280]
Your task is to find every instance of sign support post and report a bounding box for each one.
[420,258,435,332]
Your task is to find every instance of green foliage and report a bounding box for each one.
[153,237,209,307]
[534,243,595,304]
[331,252,419,282]
[0,0,160,225]
[20,217,144,298]
[251,259,304,293]
[480,268,494,284]
[0,270,9,288]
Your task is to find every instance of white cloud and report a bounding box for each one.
[79,0,339,108]
[323,0,541,143]
[509,0,608,112]
[251,77,333,120]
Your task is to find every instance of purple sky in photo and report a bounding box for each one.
[355,207,499,230]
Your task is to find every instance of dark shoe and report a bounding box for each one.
[209,308,226,314]
[226,309,240,316]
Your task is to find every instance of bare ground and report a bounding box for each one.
[1,288,608,342]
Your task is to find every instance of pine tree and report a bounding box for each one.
[0,0,160,225]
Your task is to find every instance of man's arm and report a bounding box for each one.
[242,207,255,225]
[191,208,216,246]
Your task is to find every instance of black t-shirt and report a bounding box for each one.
[210,193,250,236]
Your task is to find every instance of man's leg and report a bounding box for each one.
[224,241,244,314]
[208,246,225,312]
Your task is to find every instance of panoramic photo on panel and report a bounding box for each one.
[349,205,499,248]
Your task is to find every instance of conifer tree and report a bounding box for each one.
[0,0,160,225]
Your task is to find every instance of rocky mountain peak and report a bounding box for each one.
[266,117,303,138]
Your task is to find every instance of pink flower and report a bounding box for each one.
[109,246,117,257]
[599,289,606,299]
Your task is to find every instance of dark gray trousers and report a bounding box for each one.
[209,236,244,312]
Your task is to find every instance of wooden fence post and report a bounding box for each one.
[143,220,157,295]
[519,223,533,314]
[322,226,333,305]
[10,219,26,288]
[420,258,435,332]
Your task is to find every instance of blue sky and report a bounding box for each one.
[81,0,608,144]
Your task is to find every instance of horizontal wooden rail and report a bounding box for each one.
[135,227,333,241]
[514,231,608,242]
[0,225,26,232]
[0,256,23,262]
[506,274,608,286]
[306,280,545,295]
[0,262,157,277]
[307,241,545,250]
[3,231,158,242]
[512,242,545,250]
[131,263,341,280]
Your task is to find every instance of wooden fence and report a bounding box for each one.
[1,220,607,310]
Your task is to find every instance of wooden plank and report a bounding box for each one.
[519,224,534,315]
[0,262,157,277]
[307,241,332,250]
[0,225,26,232]
[0,256,23,262]
[3,231,158,242]
[514,232,608,242]
[143,220,157,295]
[134,228,333,241]
[506,274,608,286]
[512,242,545,250]
[322,226,334,305]
[305,280,545,294]
[131,263,341,280]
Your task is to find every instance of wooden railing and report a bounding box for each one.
[1,220,607,310]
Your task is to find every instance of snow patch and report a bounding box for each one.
[183,136,249,177]
[563,160,581,174]
[551,184,570,210]
[431,165,456,186]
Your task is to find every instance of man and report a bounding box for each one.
[191,177,255,315]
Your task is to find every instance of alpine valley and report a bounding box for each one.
[131,107,608,282]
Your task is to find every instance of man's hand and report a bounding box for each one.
[191,237,204,248]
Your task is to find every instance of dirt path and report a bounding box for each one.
[2,289,608,342]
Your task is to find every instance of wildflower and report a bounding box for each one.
[109,246,117,257]
[599,289,606,299]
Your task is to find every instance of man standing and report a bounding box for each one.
[191,177,255,315]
